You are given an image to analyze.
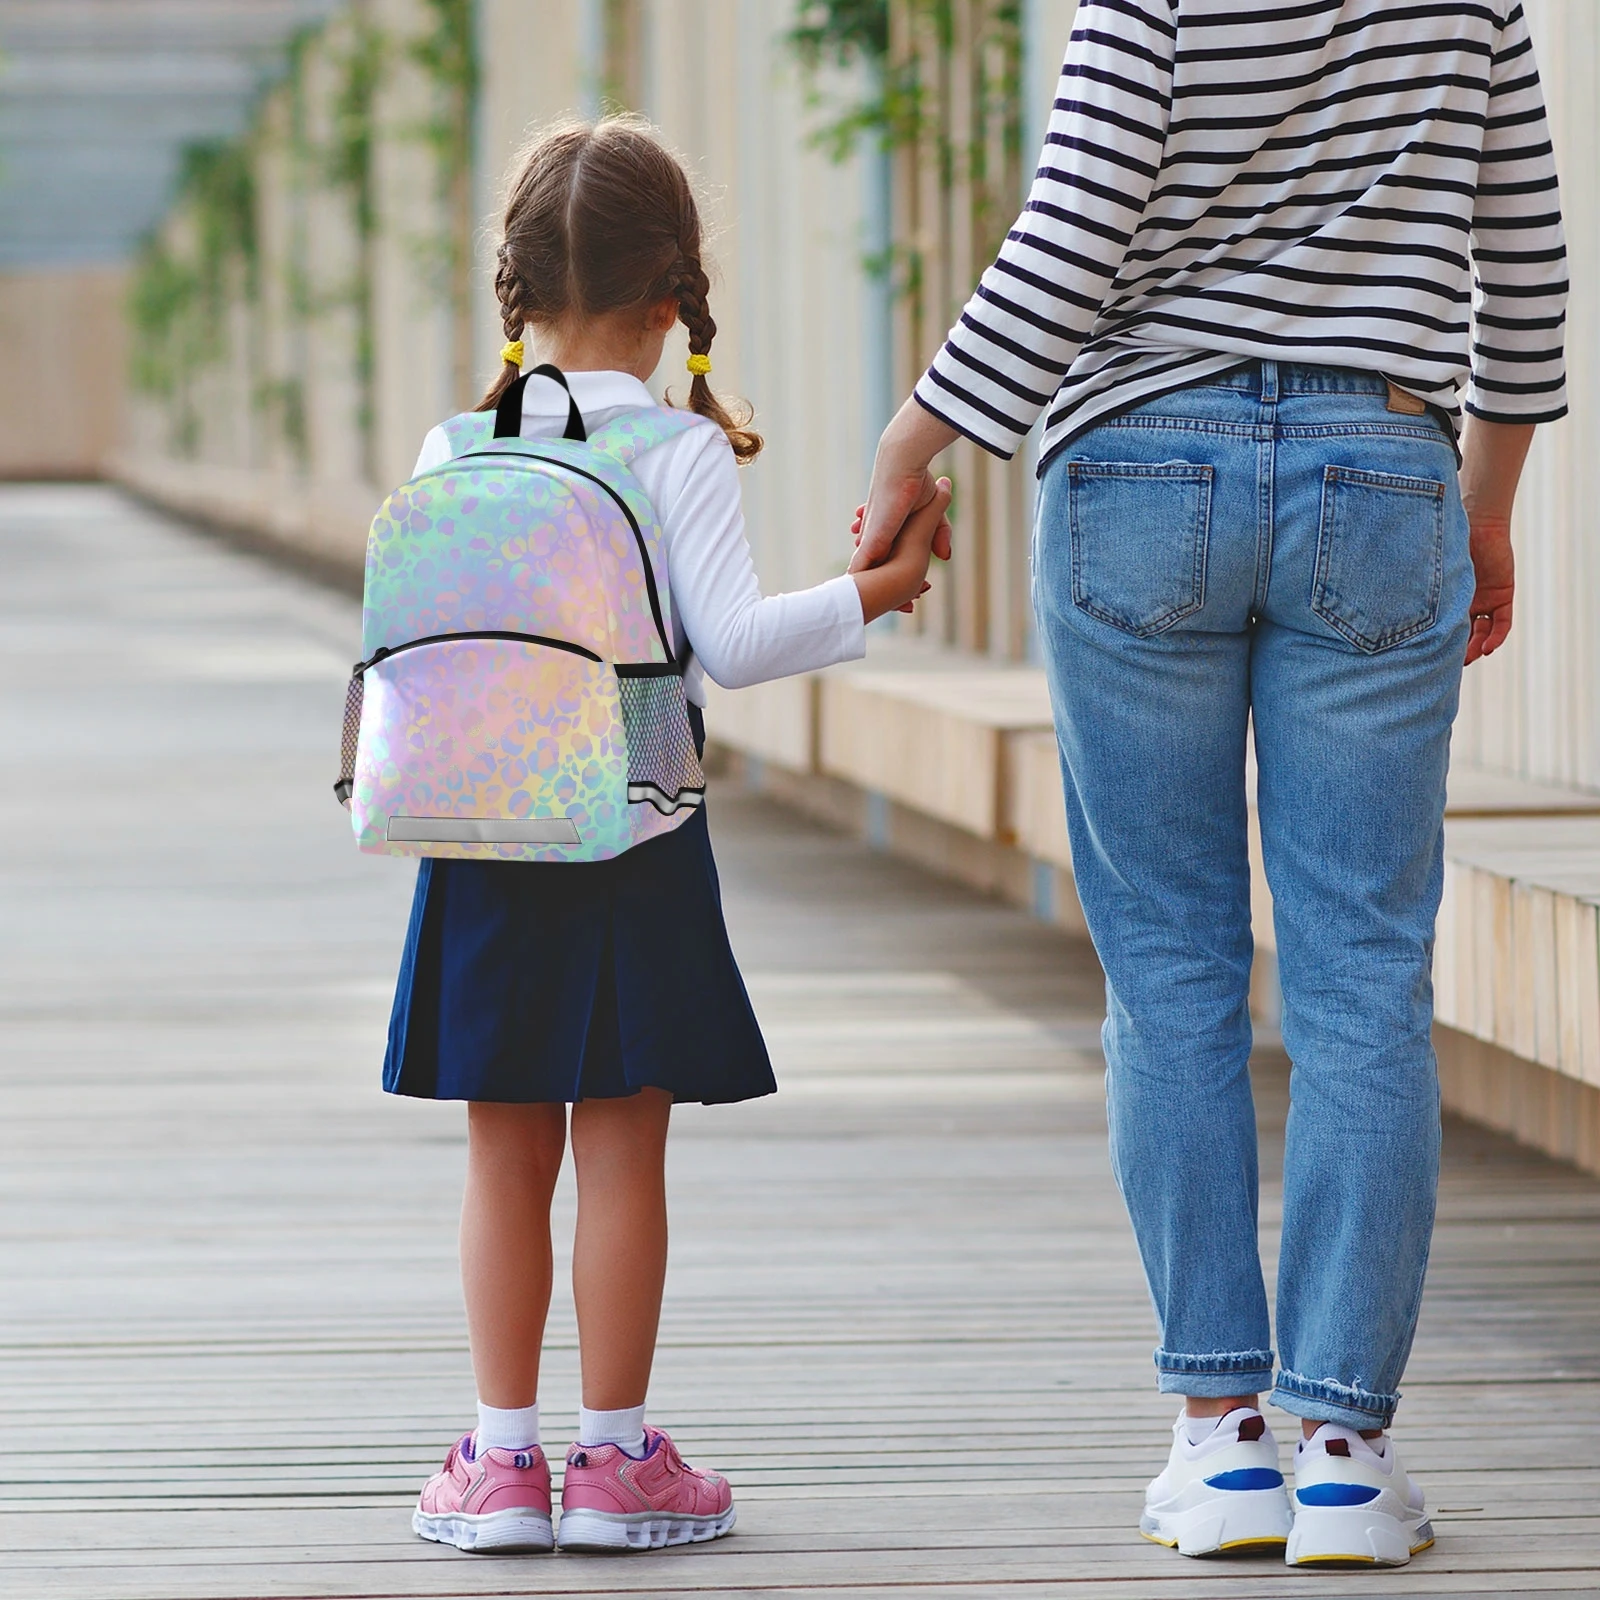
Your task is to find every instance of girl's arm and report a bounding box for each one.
[661,428,938,691]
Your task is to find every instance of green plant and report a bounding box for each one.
[180,138,259,313]
[407,0,478,405]
[127,239,199,399]
[256,375,308,461]
[786,1,1022,283]
[127,135,256,383]
[268,23,321,470]
[409,0,477,181]
[324,13,387,474]
[788,0,889,68]
[786,0,902,163]
[325,18,384,240]
[127,134,260,454]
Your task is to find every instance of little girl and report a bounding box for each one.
[390,116,947,1555]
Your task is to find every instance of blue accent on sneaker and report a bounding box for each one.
[1203,1467,1285,1491]
[1296,1482,1381,1507]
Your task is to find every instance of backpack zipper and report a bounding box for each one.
[425,448,676,663]
[353,629,602,677]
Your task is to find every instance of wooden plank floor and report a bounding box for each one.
[1,484,1597,1598]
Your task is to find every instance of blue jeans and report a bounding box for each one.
[1034,361,1470,1430]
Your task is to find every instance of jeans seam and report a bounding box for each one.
[1156,1348,1276,1374]
[1099,416,1265,438]
[1254,423,1274,614]
[1273,1369,1398,1423]
[1277,422,1448,442]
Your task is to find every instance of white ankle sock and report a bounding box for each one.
[579,1403,646,1455]
[1182,1407,1260,1448]
[475,1400,540,1453]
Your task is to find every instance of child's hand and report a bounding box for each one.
[851,491,951,613]
[850,478,952,624]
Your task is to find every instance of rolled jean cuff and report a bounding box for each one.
[1271,1369,1399,1431]
[1154,1348,1276,1398]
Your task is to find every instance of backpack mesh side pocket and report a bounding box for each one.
[618,670,706,816]
[334,670,363,807]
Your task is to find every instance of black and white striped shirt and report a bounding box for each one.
[916,0,1568,468]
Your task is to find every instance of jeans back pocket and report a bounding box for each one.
[1067,461,1212,637]
[1313,466,1445,653]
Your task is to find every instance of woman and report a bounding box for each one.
[856,0,1565,1569]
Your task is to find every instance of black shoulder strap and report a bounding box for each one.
[493,363,588,442]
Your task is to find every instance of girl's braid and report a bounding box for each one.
[674,256,716,360]
[671,249,759,462]
[494,243,530,345]
[478,243,531,408]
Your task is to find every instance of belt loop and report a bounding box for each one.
[1259,359,1279,405]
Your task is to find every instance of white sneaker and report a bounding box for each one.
[1140,1408,1292,1556]
[1286,1423,1433,1567]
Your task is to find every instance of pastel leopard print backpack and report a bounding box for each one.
[334,365,706,862]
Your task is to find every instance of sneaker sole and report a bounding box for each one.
[1286,1506,1434,1567]
[556,1505,737,1551]
[412,1507,554,1553]
[1140,1486,1292,1557]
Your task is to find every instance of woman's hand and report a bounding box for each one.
[1465,517,1514,665]
[1458,417,1533,667]
[851,478,953,624]
[852,398,960,574]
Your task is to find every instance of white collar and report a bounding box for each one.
[520,368,656,416]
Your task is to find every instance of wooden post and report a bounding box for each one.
[886,0,1029,656]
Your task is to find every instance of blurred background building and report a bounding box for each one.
[3,0,1600,1172]
[1,0,1077,634]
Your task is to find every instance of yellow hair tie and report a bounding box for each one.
[500,339,525,368]
[686,353,712,377]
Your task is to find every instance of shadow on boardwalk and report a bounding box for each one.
[1,486,1596,1598]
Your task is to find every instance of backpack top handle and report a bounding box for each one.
[494,362,588,443]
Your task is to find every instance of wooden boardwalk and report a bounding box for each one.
[1,484,1597,1598]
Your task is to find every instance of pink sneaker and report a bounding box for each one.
[412,1433,554,1552]
[557,1426,736,1551]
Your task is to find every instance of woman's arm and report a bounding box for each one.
[1459,416,1535,665]
[1456,6,1567,667]
[1464,3,1567,431]
[857,0,1178,566]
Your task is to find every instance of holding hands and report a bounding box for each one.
[849,473,953,623]
[847,397,963,620]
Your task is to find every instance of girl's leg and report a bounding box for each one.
[413,1102,564,1556]
[461,1101,567,1408]
[558,1089,737,1551]
[570,1087,672,1409]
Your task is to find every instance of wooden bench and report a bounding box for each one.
[706,646,1600,1174]
[704,645,1078,926]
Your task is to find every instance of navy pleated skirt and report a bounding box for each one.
[383,715,775,1105]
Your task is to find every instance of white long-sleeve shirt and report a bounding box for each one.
[917,0,1569,471]
[414,369,865,704]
